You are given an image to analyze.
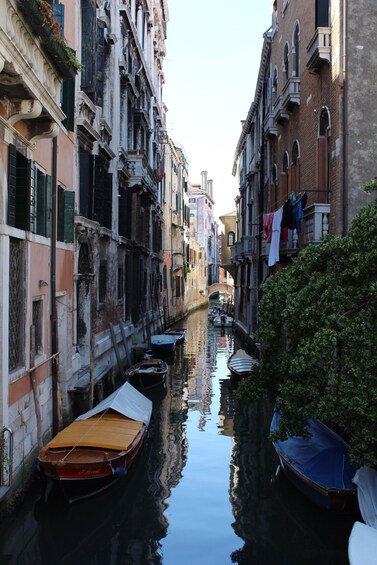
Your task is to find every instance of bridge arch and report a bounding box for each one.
[208,283,234,298]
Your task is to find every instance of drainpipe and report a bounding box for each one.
[340,0,348,235]
[51,136,59,436]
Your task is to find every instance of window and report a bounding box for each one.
[57,187,74,243]
[317,108,331,200]
[9,238,25,372]
[31,299,43,361]
[7,144,31,231]
[293,23,300,77]
[283,43,289,83]
[272,67,278,104]
[117,263,124,301]
[291,140,300,193]
[316,0,329,27]
[282,152,289,200]
[32,168,51,237]
[98,262,107,305]
[227,231,235,246]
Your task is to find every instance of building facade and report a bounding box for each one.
[232,0,377,342]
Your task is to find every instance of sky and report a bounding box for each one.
[163,1,273,221]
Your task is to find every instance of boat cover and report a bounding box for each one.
[348,521,377,565]
[352,466,377,529]
[77,382,152,425]
[151,334,178,345]
[271,409,357,489]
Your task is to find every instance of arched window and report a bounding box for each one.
[227,231,235,246]
[272,67,278,104]
[282,152,289,200]
[271,164,278,210]
[291,140,300,193]
[317,107,331,201]
[293,23,300,77]
[283,43,289,83]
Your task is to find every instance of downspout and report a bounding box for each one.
[51,136,60,435]
[340,0,348,235]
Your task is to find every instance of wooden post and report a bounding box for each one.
[110,323,125,379]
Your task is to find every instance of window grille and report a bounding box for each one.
[9,238,24,372]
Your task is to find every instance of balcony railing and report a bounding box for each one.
[126,151,155,193]
[307,27,331,72]
[261,228,298,258]
[281,77,300,110]
[231,236,256,261]
[273,95,289,124]
[263,111,278,139]
[304,203,330,244]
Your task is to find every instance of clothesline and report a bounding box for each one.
[263,192,308,267]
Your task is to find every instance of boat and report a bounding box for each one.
[125,358,168,391]
[163,328,187,343]
[348,466,377,564]
[212,314,233,327]
[38,382,152,503]
[227,349,258,380]
[150,333,178,353]
[270,409,358,511]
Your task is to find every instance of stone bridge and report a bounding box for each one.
[208,283,234,298]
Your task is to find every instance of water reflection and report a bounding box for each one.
[0,308,355,564]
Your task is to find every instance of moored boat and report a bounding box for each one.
[125,358,168,391]
[150,333,178,353]
[163,328,186,343]
[270,409,358,511]
[212,314,233,328]
[38,382,152,503]
[227,349,258,380]
[348,466,377,564]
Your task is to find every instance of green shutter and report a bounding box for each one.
[63,191,75,243]
[46,175,52,237]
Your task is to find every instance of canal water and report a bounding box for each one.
[0,308,356,564]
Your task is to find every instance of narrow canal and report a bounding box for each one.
[0,308,356,564]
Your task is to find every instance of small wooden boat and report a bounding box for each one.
[163,328,186,343]
[125,358,168,391]
[38,382,152,503]
[227,349,258,380]
[348,466,377,564]
[270,409,358,511]
[150,334,178,353]
[212,314,233,327]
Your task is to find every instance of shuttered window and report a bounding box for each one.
[7,144,31,231]
[57,186,74,243]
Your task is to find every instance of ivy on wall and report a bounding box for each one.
[237,192,377,467]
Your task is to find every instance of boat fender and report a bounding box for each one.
[112,466,127,477]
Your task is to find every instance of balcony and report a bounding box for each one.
[126,151,155,193]
[304,203,330,244]
[261,228,298,258]
[172,254,184,271]
[273,95,289,124]
[263,111,278,139]
[307,28,331,72]
[281,77,300,111]
[17,0,79,80]
[231,236,256,261]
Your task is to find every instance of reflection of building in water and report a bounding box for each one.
[217,377,237,437]
[228,399,275,562]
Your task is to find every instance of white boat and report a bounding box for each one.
[227,349,258,380]
[348,466,377,564]
[212,314,233,328]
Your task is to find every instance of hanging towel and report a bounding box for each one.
[263,213,274,243]
[268,206,283,267]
